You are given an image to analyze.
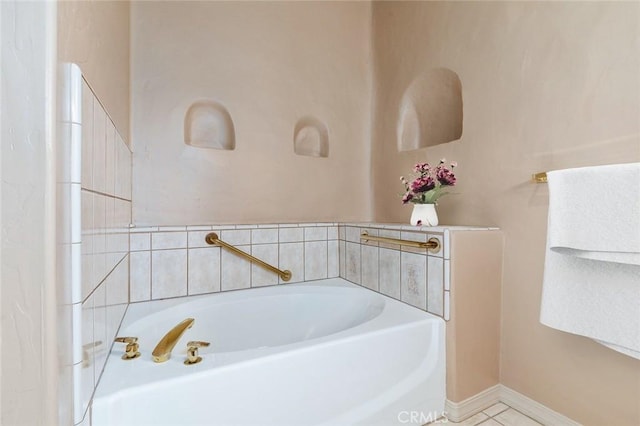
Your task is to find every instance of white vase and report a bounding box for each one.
[410,203,438,226]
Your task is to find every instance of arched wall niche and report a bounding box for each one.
[397,68,463,152]
[184,100,236,150]
[293,116,329,158]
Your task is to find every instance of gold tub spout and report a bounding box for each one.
[152,318,195,363]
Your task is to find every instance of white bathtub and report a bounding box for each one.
[92,278,445,426]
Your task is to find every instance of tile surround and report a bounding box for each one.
[338,224,453,319]
[128,223,342,301]
[59,65,132,425]
[124,222,492,324]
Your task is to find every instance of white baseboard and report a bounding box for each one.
[445,384,581,425]
[445,385,502,422]
[499,385,581,426]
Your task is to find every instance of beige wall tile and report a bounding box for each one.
[379,247,401,299]
[130,232,150,251]
[279,227,303,243]
[92,103,106,193]
[251,244,279,287]
[279,242,304,283]
[221,247,251,291]
[345,242,361,284]
[400,251,427,310]
[81,81,94,189]
[152,249,187,298]
[252,228,278,245]
[220,229,250,246]
[105,120,116,196]
[188,247,221,295]
[304,241,328,281]
[328,240,339,278]
[152,231,187,250]
[361,245,379,291]
[130,251,151,302]
[304,226,327,241]
[427,256,444,316]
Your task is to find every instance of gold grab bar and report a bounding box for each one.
[205,232,292,281]
[531,172,548,183]
[360,232,441,254]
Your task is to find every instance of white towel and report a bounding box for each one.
[540,163,640,359]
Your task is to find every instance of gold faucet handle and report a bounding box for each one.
[115,336,138,344]
[114,336,141,360]
[184,341,210,365]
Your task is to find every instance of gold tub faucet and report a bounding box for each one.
[152,318,195,363]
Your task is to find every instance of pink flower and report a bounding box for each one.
[413,162,431,173]
[410,175,435,193]
[436,167,456,186]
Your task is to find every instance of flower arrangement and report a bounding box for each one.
[401,159,457,205]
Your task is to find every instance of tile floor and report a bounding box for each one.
[442,402,543,425]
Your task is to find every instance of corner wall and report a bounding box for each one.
[57,0,130,143]
[371,2,640,425]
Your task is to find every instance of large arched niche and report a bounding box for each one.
[184,100,235,150]
[397,68,463,152]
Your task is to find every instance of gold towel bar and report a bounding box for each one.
[205,232,292,281]
[532,172,548,183]
[360,232,441,254]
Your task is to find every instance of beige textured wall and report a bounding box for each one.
[58,0,130,142]
[131,1,372,225]
[447,231,503,403]
[371,2,640,425]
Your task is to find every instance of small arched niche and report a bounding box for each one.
[397,68,463,152]
[293,116,329,158]
[184,100,235,150]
